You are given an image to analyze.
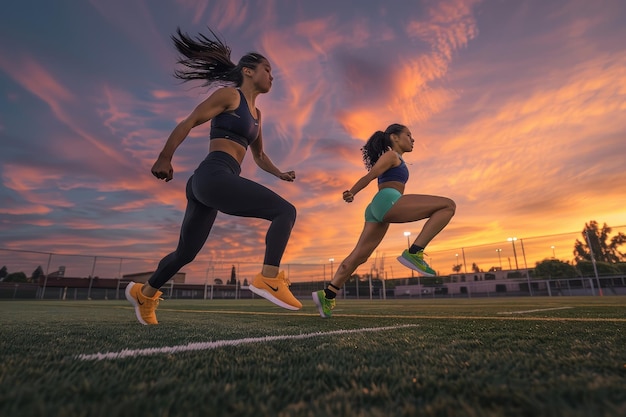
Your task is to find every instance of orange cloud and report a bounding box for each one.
[2,0,625,283]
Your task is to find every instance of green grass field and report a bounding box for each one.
[1,297,625,417]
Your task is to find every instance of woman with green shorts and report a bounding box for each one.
[312,123,456,318]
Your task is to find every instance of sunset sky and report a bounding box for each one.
[1,0,625,282]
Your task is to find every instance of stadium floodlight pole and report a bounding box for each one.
[584,230,602,296]
[507,237,519,270]
[382,270,387,300]
[551,245,556,258]
[462,248,468,274]
[329,258,341,299]
[41,252,52,300]
[116,257,123,301]
[520,239,529,270]
[520,239,532,296]
[87,256,97,300]
[204,262,212,300]
[496,249,502,270]
[210,265,215,300]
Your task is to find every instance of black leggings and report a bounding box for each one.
[148,151,296,289]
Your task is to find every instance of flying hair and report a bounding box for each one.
[171,27,267,88]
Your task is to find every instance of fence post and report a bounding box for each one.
[41,253,52,299]
[585,230,603,296]
[87,256,97,300]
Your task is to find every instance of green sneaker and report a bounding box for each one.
[397,249,436,276]
[312,290,335,318]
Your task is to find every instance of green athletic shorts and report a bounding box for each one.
[364,188,402,222]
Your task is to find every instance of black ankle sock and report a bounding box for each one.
[409,245,424,254]
[324,284,340,299]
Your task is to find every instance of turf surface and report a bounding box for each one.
[1,297,625,417]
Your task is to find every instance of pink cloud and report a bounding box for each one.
[2,0,625,282]
[1,164,75,209]
[405,0,480,51]
[0,205,52,216]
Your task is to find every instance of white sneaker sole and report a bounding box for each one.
[311,292,331,318]
[249,285,301,310]
[125,282,149,325]
[396,256,436,277]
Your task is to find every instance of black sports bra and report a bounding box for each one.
[210,90,260,149]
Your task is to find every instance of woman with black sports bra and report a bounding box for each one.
[312,123,456,318]
[125,27,301,325]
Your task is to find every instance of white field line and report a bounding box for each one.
[497,306,573,315]
[76,324,419,362]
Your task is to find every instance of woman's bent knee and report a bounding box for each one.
[281,201,297,223]
[447,198,457,214]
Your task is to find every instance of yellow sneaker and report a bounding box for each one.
[249,271,302,310]
[125,282,163,325]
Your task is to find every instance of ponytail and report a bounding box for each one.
[361,124,406,170]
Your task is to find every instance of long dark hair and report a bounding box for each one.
[171,27,267,88]
[361,123,406,170]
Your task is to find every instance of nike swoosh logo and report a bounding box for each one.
[136,296,144,305]
[265,283,279,292]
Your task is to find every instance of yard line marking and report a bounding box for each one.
[497,306,573,315]
[76,324,419,361]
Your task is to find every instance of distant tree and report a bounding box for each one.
[243,278,248,286]
[0,266,7,281]
[576,260,620,277]
[4,272,28,283]
[31,266,44,282]
[574,221,626,263]
[229,265,237,285]
[471,263,481,273]
[534,259,578,279]
[452,264,462,273]
[214,278,223,285]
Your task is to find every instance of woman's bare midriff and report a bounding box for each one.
[379,181,405,195]
[209,138,247,164]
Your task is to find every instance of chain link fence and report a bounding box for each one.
[1,225,624,300]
